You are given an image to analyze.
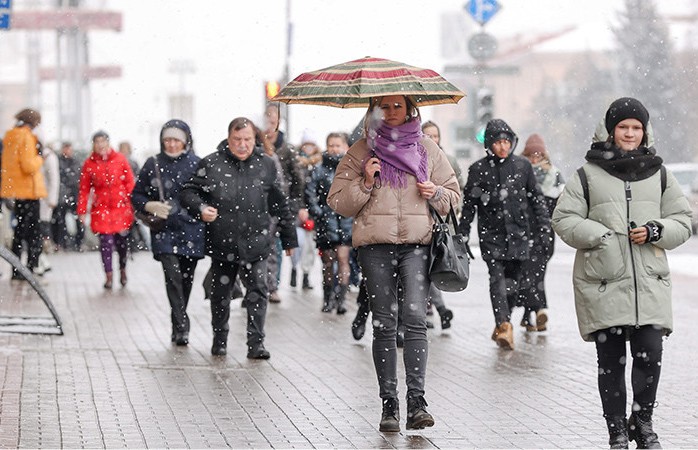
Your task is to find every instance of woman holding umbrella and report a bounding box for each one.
[327,95,460,432]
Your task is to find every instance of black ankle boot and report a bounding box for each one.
[352,301,370,340]
[211,334,227,356]
[406,396,434,430]
[379,398,400,432]
[628,413,661,449]
[290,268,297,287]
[302,273,313,290]
[321,286,334,312]
[335,284,348,315]
[606,416,629,449]
[437,307,454,329]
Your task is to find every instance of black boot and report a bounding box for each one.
[335,284,348,315]
[302,273,314,290]
[437,306,454,329]
[322,286,334,313]
[290,268,297,287]
[628,412,661,449]
[211,333,227,356]
[406,396,434,430]
[606,416,629,449]
[379,397,400,432]
[352,301,370,340]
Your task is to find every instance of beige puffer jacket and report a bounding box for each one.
[552,163,692,341]
[327,137,460,247]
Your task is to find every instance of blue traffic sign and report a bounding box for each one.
[465,0,501,26]
[0,0,10,30]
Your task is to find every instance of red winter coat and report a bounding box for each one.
[77,149,135,234]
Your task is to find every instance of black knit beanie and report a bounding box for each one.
[604,97,649,134]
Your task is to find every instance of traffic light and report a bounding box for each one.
[265,80,280,101]
[475,87,493,129]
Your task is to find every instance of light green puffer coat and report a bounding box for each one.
[552,163,692,341]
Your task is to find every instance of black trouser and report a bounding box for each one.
[51,202,84,250]
[160,255,199,335]
[594,325,664,419]
[517,245,549,313]
[12,200,42,272]
[484,258,522,326]
[210,258,268,348]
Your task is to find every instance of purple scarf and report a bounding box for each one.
[367,119,428,189]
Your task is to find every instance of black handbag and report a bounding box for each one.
[135,158,167,232]
[429,204,471,292]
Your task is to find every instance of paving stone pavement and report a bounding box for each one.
[1,237,697,449]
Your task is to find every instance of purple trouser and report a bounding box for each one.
[99,233,128,273]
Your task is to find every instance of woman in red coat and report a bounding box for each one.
[77,131,135,289]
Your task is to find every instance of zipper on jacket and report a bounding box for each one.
[625,181,640,327]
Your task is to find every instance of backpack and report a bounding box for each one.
[577,165,667,210]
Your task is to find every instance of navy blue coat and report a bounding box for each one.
[132,141,205,261]
[305,153,353,249]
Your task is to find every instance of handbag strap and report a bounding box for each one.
[153,157,165,202]
[429,203,460,231]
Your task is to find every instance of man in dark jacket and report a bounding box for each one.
[458,118,550,350]
[180,117,297,359]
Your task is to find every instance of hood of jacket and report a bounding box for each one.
[484,119,518,162]
[159,119,194,155]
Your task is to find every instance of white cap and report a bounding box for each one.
[162,127,187,144]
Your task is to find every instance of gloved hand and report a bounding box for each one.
[643,220,663,243]
[144,201,172,219]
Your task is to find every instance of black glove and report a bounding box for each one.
[643,221,663,243]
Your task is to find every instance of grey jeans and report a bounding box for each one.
[358,244,430,400]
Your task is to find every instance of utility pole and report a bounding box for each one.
[282,0,292,135]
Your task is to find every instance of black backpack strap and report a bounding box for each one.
[660,165,667,194]
[577,167,590,210]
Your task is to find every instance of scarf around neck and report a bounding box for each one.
[367,119,428,189]
[585,141,663,182]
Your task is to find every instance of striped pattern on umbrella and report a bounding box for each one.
[273,57,465,108]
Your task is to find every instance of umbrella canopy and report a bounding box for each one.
[273,57,465,108]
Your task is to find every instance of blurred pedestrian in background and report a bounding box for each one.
[517,133,564,332]
[181,117,297,359]
[552,97,692,449]
[132,120,205,347]
[52,142,84,251]
[305,131,353,314]
[1,108,46,280]
[263,104,306,303]
[119,141,148,252]
[36,142,60,276]
[77,131,135,289]
[328,95,460,432]
[293,129,322,291]
[420,120,458,331]
[458,119,550,351]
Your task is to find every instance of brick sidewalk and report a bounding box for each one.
[1,240,697,448]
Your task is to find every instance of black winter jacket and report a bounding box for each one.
[459,152,550,261]
[305,153,353,249]
[179,141,297,263]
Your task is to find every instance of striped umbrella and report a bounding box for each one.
[273,56,465,108]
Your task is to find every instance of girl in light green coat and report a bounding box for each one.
[553,97,692,449]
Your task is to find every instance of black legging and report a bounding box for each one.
[594,325,664,419]
[12,200,43,272]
